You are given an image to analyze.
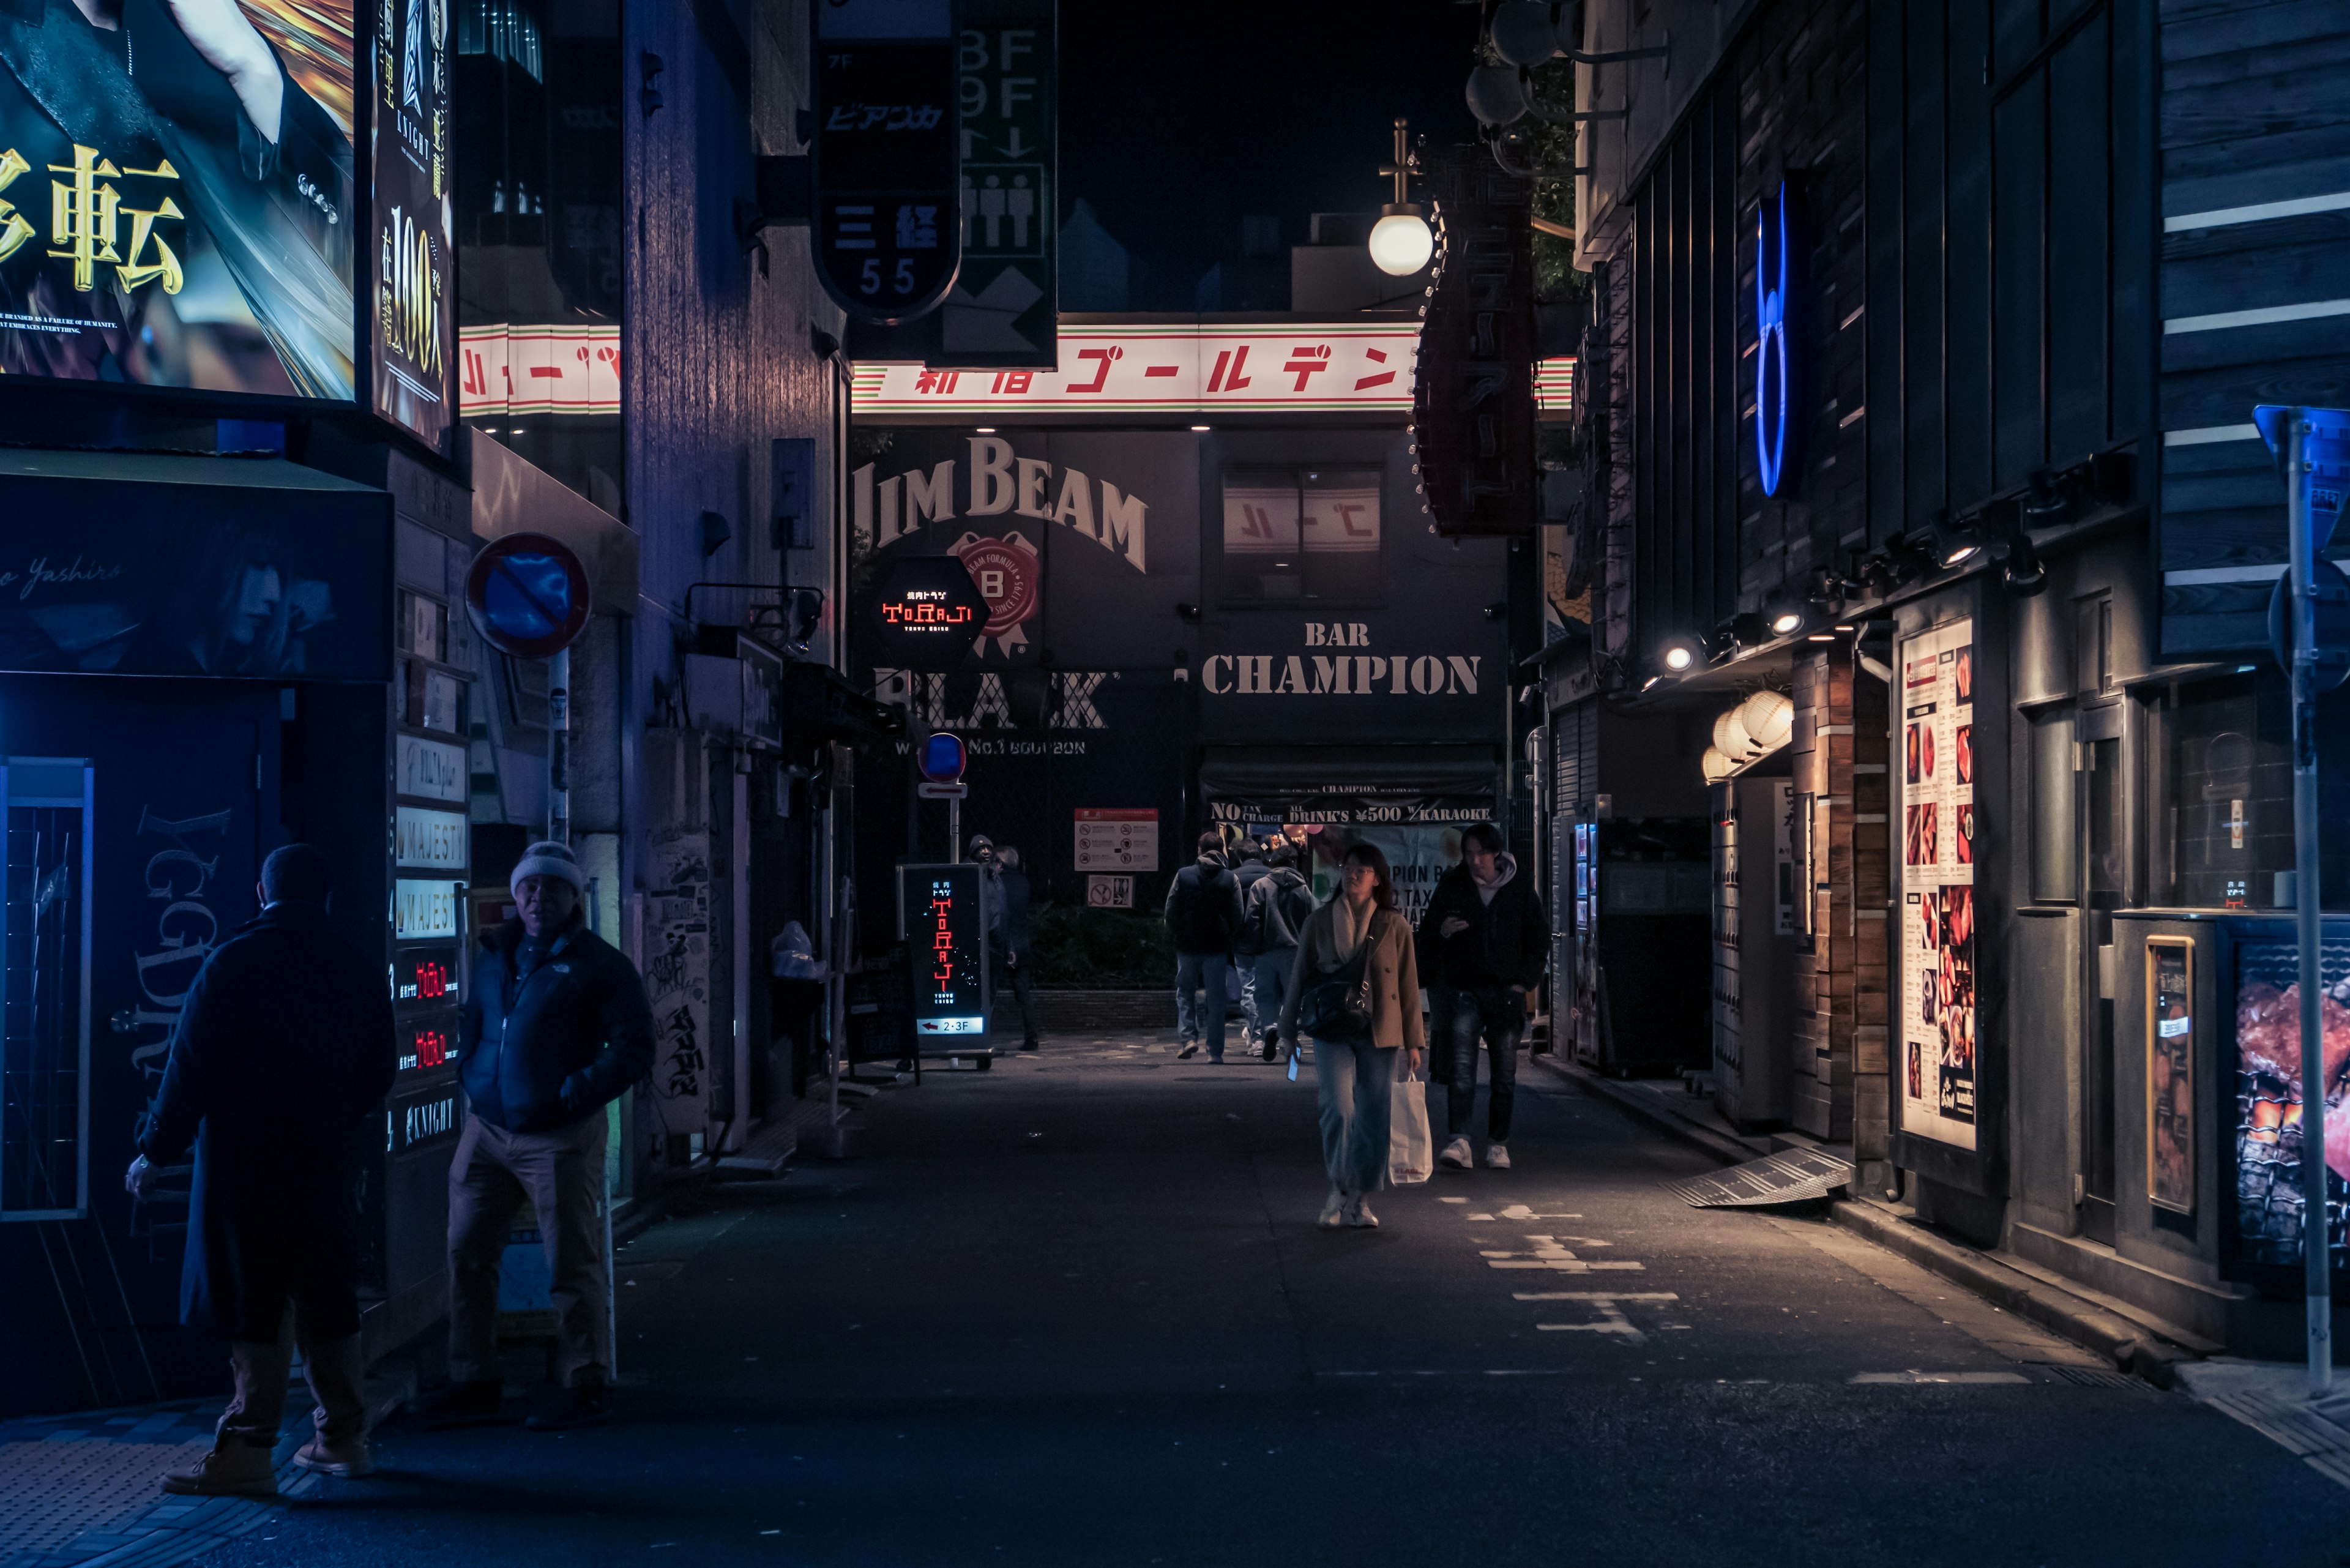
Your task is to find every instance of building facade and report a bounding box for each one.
[848,315,1514,958]
[1552,0,2350,1356]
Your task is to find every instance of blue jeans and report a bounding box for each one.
[1316,1037,1398,1195]
[1253,949,1294,1041]
[1174,951,1230,1056]
[1433,987,1523,1140]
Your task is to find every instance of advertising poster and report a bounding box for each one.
[372,0,453,450]
[2147,939,2195,1214]
[2230,937,2349,1280]
[1310,823,1469,930]
[0,0,356,398]
[1899,619,1977,1149]
[0,460,388,680]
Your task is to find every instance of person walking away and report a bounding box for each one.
[992,845,1041,1050]
[1164,831,1244,1061]
[1280,843,1423,1227]
[1419,822,1550,1171]
[125,843,397,1495]
[416,842,654,1430]
[1229,840,1272,1049]
[1244,846,1317,1063]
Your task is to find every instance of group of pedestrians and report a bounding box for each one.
[1163,831,1317,1062]
[129,839,653,1497]
[1170,823,1547,1228]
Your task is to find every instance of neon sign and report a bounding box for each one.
[880,591,977,628]
[899,863,990,1040]
[1756,183,1792,498]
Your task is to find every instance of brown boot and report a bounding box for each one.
[294,1435,375,1478]
[163,1443,278,1497]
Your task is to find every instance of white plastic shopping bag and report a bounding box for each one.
[1390,1065,1433,1185]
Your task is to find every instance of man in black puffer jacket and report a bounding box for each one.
[1417,822,1549,1171]
[419,841,653,1431]
[1164,831,1244,1061]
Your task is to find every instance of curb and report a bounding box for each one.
[1533,1051,2196,1386]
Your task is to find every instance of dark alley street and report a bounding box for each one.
[160,1039,2350,1568]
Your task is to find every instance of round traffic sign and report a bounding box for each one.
[466,532,592,659]
[919,731,966,783]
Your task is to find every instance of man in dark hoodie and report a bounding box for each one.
[1417,822,1549,1170]
[1228,839,1273,1050]
[1242,845,1317,1062]
[1163,830,1244,1061]
[417,841,654,1430]
[128,843,395,1496]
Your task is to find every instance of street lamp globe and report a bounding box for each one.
[1370,207,1433,276]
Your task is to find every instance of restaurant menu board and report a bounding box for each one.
[2147,939,2195,1213]
[1899,619,1977,1149]
[2231,937,2349,1280]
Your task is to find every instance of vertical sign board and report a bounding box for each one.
[1897,621,1977,1150]
[942,0,1056,365]
[813,0,962,323]
[374,0,457,454]
[2147,938,2195,1214]
[899,863,990,1040]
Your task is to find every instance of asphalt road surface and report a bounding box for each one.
[193,1037,2350,1567]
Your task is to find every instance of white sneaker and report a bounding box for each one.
[1318,1189,1348,1228]
[1439,1135,1474,1170]
[1347,1196,1379,1228]
[1486,1143,1512,1170]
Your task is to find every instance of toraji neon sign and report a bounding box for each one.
[1756,182,1794,498]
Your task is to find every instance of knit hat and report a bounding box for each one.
[511,840,585,897]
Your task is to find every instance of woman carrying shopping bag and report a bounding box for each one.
[1279,843,1425,1229]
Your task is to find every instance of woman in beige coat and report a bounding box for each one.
[1279,843,1424,1228]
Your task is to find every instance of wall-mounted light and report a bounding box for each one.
[2002,531,2049,598]
[1763,588,1809,637]
[1175,602,1201,622]
[1368,117,1434,277]
[1657,632,1706,674]
[1928,510,1985,569]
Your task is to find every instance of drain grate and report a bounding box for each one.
[2040,1364,2145,1391]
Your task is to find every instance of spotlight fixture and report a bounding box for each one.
[2002,532,2049,597]
[1929,509,1986,569]
[1763,589,1810,637]
[1658,632,1706,674]
[1729,611,1772,646]
[2020,468,2072,526]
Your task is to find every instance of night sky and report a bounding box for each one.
[1059,1,1481,307]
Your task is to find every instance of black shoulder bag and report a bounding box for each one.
[1296,913,1382,1041]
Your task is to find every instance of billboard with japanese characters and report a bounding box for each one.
[371,0,454,452]
[0,0,357,401]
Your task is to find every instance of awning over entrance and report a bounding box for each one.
[1198,744,1498,824]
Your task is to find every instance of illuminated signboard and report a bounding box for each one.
[394,805,468,870]
[394,878,460,941]
[0,0,357,402]
[871,554,987,666]
[1755,183,1795,498]
[389,1083,459,1152]
[851,322,1420,417]
[898,862,989,1040]
[373,0,456,453]
[397,1018,453,1075]
[394,946,461,1009]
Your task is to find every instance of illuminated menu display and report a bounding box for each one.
[395,946,462,1009]
[398,1020,453,1075]
[899,862,988,1039]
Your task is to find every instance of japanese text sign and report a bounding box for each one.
[899,862,990,1039]
[852,323,1420,415]
[813,0,961,323]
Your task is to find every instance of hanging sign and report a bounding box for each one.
[871,553,988,666]
[373,0,457,454]
[812,0,962,323]
[1412,145,1537,536]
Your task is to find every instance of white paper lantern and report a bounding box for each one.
[1702,745,1738,783]
[1737,689,1796,752]
[1712,707,1761,762]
